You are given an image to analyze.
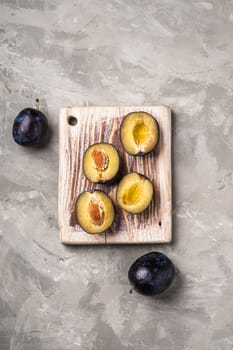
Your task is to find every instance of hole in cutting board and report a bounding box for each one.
[68,116,78,126]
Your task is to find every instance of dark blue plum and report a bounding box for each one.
[12,107,48,146]
[128,252,175,296]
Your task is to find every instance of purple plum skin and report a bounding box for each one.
[128,252,175,296]
[12,108,48,146]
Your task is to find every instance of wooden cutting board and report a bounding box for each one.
[58,106,172,245]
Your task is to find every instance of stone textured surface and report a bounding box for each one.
[0,0,233,349]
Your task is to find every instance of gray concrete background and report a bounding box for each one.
[0,0,233,349]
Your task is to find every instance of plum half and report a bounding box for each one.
[83,143,120,183]
[116,172,153,214]
[120,111,159,155]
[76,190,115,234]
[128,252,175,296]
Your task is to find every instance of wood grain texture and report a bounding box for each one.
[58,106,172,245]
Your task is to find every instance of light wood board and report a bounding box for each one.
[58,106,172,244]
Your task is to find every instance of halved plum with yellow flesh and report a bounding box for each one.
[120,112,159,155]
[116,172,153,214]
[83,143,120,183]
[76,190,115,234]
